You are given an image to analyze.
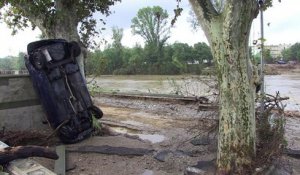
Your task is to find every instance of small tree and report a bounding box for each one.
[131,6,170,65]
[264,49,273,63]
[111,27,124,70]
[282,42,300,61]
[193,42,213,65]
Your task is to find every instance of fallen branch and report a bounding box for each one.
[265,95,289,103]
[67,145,154,156]
[0,146,58,165]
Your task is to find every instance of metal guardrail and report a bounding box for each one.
[0,70,28,75]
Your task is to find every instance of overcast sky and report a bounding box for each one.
[0,0,300,57]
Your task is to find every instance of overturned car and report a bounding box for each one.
[25,39,103,143]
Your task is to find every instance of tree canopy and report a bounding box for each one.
[0,0,120,47]
[130,6,172,71]
[0,0,120,76]
[0,53,26,71]
[131,6,170,47]
[86,41,213,75]
[282,42,300,61]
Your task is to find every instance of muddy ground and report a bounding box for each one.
[12,94,297,175]
[0,95,218,175]
[1,92,300,175]
[65,96,219,175]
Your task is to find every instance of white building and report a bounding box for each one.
[264,44,292,58]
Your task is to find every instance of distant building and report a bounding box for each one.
[264,44,292,58]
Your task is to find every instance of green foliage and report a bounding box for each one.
[193,42,213,65]
[255,92,286,173]
[263,49,273,63]
[85,50,108,76]
[92,115,101,130]
[84,6,213,76]
[282,42,300,61]
[131,6,170,69]
[0,0,120,47]
[112,27,123,50]
[131,6,170,46]
[252,52,260,64]
[0,53,26,70]
[86,41,213,75]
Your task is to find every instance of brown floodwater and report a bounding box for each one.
[90,75,217,97]
[90,74,300,111]
[265,74,300,111]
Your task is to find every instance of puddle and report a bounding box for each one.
[142,170,154,175]
[266,75,300,111]
[110,126,139,134]
[136,134,165,144]
[110,126,165,144]
[121,120,146,127]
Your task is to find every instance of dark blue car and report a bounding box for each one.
[25,39,103,143]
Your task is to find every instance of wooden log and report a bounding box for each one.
[0,145,58,165]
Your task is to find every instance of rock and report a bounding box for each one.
[190,137,209,146]
[174,150,192,156]
[184,166,206,175]
[185,160,216,175]
[207,139,218,152]
[266,166,292,175]
[193,161,215,171]
[284,148,300,159]
[154,150,172,162]
[265,158,293,175]
[154,149,196,162]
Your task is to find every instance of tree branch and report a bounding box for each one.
[188,0,218,45]
[190,0,219,22]
[0,146,58,165]
[10,1,48,33]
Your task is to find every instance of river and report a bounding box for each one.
[90,74,300,111]
[266,74,300,111]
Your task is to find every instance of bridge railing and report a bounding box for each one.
[0,70,29,75]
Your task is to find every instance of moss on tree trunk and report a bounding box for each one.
[189,0,259,173]
[212,38,256,174]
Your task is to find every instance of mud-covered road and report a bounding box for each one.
[65,95,218,175]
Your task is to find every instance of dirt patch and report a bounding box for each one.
[2,94,300,174]
[265,63,300,75]
[0,95,218,174]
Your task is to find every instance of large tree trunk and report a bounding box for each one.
[212,34,256,174]
[189,0,259,173]
[41,24,86,77]
[24,0,86,77]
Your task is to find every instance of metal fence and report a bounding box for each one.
[0,70,28,75]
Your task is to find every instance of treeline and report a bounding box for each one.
[86,42,213,75]
[251,42,300,64]
[85,6,214,75]
[282,42,300,61]
[0,53,26,70]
